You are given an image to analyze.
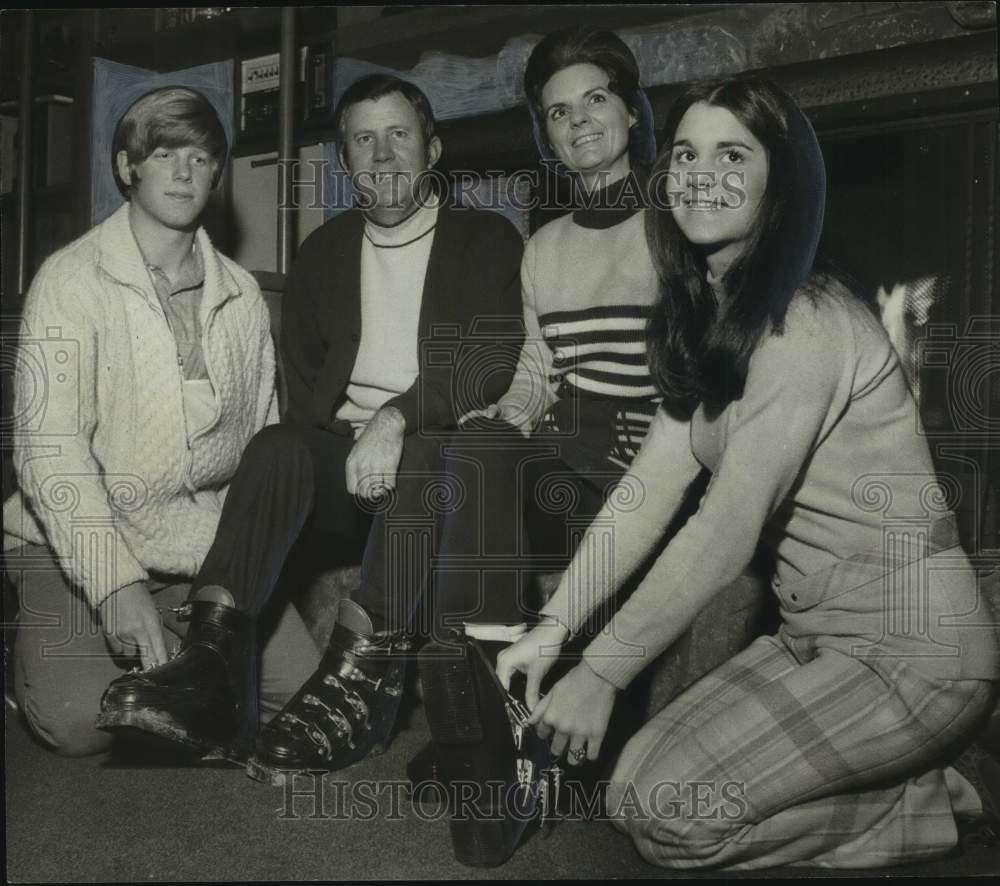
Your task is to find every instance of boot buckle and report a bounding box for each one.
[319,675,370,722]
[303,694,357,741]
[164,603,193,621]
[302,694,355,749]
[344,665,382,692]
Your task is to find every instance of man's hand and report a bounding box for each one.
[346,405,407,499]
[98,581,169,670]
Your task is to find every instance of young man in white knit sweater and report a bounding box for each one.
[3,87,320,756]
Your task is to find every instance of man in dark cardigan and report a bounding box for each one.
[97,75,526,775]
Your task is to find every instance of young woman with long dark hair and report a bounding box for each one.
[497,76,998,869]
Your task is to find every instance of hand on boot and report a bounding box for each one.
[495,619,569,710]
[98,581,169,669]
[528,661,616,765]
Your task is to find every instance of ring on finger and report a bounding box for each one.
[569,746,587,762]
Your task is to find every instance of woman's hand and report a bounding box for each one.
[458,403,532,438]
[495,619,570,710]
[529,661,617,765]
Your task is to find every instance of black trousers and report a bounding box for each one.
[191,417,619,640]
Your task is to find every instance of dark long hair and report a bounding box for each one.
[646,76,826,417]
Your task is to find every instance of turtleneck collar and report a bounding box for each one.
[572,169,648,230]
[364,194,440,248]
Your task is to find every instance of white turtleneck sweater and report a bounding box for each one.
[335,197,440,434]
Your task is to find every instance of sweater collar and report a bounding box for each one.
[364,194,440,248]
[572,171,646,230]
[96,203,241,311]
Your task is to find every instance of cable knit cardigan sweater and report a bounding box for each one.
[3,204,278,608]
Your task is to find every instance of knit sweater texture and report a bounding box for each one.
[497,205,660,436]
[3,204,278,608]
[542,277,999,685]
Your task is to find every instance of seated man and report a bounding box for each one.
[96,74,526,773]
[3,86,320,757]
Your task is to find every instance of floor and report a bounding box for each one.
[5,697,999,882]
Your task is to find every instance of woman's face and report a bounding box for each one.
[669,102,769,267]
[541,63,636,189]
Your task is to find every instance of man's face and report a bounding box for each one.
[339,91,441,216]
[117,144,216,233]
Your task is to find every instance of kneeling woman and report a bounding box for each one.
[498,76,998,869]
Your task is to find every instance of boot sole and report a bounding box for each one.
[245,755,295,786]
[420,645,533,868]
[244,735,393,786]
[95,707,233,759]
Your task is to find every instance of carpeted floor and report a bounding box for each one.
[5,699,999,882]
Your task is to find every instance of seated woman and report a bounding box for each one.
[410,24,665,858]
[430,26,667,643]
[494,25,660,459]
[497,76,999,869]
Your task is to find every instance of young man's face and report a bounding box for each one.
[339,91,441,216]
[117,144,217,233]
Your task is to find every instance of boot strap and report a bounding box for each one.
[272,639,408,753]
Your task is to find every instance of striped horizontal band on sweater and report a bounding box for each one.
[538,305,659,401]
[539,397,660,469]
[538,304,661,465]
[610,400,660,465]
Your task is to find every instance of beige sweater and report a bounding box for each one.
[3,204,278,608]
[542,278,998,685]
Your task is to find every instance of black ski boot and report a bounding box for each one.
[95,596,257,761]
[246,598,409,784]
[418,631,556,867]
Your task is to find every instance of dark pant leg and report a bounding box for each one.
[352,427,447,632]
[522,448,616,568]
[193,423,362,615]
[354,420,617,639]
[429,420,540,635]
[354,419,534,635]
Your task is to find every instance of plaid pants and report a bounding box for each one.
[608,632,993,870]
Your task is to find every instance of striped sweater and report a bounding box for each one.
[497,203,661,464]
